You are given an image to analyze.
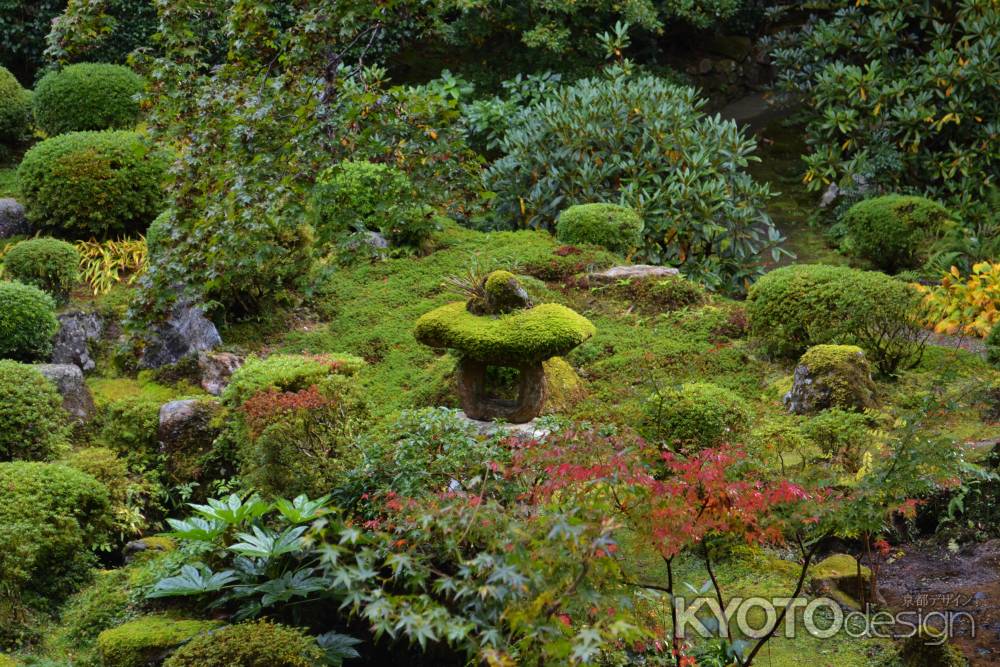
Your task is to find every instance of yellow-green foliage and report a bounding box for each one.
[76,237,148,295]
[0,65,31,145]
[32,63,144,136]
[46,568,131,662]
[916,261,1000,338]
[222,353,364,406]
[0,281,59,362]
[799,344,876,411]
[0,654,18,667]
[899,626,968,667]
[415,301,595,365]
[162,620,325,667]
[555,203,643,256]
[96,616,223,667]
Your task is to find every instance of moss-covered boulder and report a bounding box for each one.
[898,625,968,666]
[809,554,883,610]
[96,615,223,667]
[784,345,877,415]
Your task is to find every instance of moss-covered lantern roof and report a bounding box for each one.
[415,301,596,365]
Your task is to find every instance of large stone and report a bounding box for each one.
[456,411,551,440]
[158,398,223,485]
[586,264,681,284]
[35,363,95,422]
[140,298,222,369]
[784,345,877,415]
[809,554,885,610]
[51,311,104,372]
[197,351,243,396]
[456,358,547,424]
[0,198,28,238]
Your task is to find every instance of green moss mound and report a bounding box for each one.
[163,620,326,667]
[0,360,70,462]
[0,281,59,362]
[843,194,954,273]
[222,353,364,406]
[3,237,79,304]
[555,203,643,256]
[0,65,32,145]
[96,615,223,667]
[415,301,596,365]
[746,263,925,374]
[644,381,752,449]
[17,130,168,239]
[33,63,144,136]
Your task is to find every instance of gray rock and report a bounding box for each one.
[783,346,877,415]
[819,183,840,208]
[158,398,222,484]
[197,351,243,396]
[123,537,173,564]
[587,264,681,283]
[698,58,714,75]
[0,198,28,238]
[51,311,104,372]
[140,298,222,369]
[35,363,95,422]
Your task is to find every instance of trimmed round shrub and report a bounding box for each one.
[644,381,752,449]
[747,264,926,375]
[221,353,364,407]
[843,195,954,273]
[309,160,431,247]
[0,65,32,145]
[987,322,1000,369]
[17,130,168,239]
[163,620,326,667]
[3,237,79,303]
[33,63,144,136]
[556,203,643,255]
[0,281,59,362]
[0,360,70,462]
[0,462,112,616]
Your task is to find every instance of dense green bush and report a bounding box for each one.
[988,323,1000,369]
[747,264,927,374]
[48,568,132,661]
[768,1,999,231]
[94,397,161,469]
[555,203,643,256]
[644,381,752,449]
[0,0,64,84]
[0,361,70,462]
[0,65,32,145]
[801,408,872,473]
[63,446,152,541]
[33,63,144,136]
[221,353,364,407]
[843,195,955,273]
[484,64,782,293]
[346,407,509,503]
[17,130,168,239]
[162,620,326,667]
[236,375,368,498]
[309,160,435,249]
[0,461,111,643]
[2,237,79,303]
[0,281,59,362]
[96,616,223,667]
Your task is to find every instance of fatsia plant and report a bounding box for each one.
[484,61,786,294]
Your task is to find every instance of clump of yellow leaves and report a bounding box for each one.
[914,262,1000,337]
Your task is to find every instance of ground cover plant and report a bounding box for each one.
[1,2,999,666]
